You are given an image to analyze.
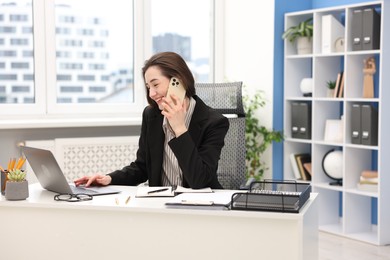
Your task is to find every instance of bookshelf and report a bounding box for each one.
[283,1,390,245]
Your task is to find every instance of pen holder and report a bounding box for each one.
[1,170,8,195]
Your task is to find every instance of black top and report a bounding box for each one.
[108,95,229,189]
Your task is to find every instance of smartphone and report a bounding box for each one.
[166,77,186,104]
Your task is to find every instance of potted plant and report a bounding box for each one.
[244,89,284,181]
[282,17,313,54]
[326,80,336,97]
[5,169,29,200]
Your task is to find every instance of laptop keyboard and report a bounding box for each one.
[71,186,99,195]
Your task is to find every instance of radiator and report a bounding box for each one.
[24,136,139,183]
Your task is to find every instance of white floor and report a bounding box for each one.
[319,231,390,260]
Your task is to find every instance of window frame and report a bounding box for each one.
[0,0,225,125]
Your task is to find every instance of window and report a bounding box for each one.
[0,0,221,120]
[0,0,34,105]
[151,0,213,82]
[52,0,135,108]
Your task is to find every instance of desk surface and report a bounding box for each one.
[0,184,318,260]
[1,183,316,218]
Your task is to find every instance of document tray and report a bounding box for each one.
[230,180,311,213]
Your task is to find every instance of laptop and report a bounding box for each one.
[21,146,120,196]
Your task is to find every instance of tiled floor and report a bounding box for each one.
[319,231,390,260]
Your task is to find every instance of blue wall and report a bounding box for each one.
[273,0,379,223]
[272,0,312,180]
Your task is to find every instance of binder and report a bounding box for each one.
[362,8,381,50]
[297,102,311,139]
[351,9,363,51]
[322,14,345,54]
[351,103,361,144]
[361,104,378,145]
[291,102,311,139]
[291,102,300,138]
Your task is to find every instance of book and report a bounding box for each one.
[337,72,345,97]
[333,72,341,98]
[295,154,311,181]
[357,182,378,192]
[290,153,302,180]
[361,170,378,178]
[136,186,213,198]
[333,72,343,98]
[303,162,312,177]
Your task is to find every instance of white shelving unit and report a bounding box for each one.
[283,1,390,245]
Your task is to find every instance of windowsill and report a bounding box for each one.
[0,115,142,130]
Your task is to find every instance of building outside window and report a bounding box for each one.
[0,0,216,117]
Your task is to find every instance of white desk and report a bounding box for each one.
[0,184,318,260]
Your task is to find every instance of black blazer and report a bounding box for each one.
[108,95,229,189]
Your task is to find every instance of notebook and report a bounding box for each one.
[21,146,120,196]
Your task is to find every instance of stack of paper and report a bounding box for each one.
[165,191,236,210]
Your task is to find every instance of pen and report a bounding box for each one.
[147,188,169,194]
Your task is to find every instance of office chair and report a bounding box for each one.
[195,82,246,190]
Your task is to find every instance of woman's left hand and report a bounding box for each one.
[161,94,188,137]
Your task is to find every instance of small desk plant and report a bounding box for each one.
[5,164,29,201]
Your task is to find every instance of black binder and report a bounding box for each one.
[351,9,363,51]
[291,102,311,139]
[362,8,381,50]
[351,103,361,144]
[297,102,311,139]
[361,104,378,145]
[291,102,300,138]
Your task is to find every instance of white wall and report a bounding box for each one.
[224,0,275,178]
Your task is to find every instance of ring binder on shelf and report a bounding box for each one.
[230,180,311,213]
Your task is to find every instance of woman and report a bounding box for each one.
[74,52,229,189]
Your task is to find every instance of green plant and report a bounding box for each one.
[7,169,26,182]
[327,80,336,90]
[244,89,284,180]
[282,17,313,42]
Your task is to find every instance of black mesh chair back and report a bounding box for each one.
[195,82,246,190]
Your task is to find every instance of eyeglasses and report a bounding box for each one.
[54,193,93,202]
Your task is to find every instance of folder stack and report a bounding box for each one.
[357,170,378,192]
[350,103,378,145]
[351,8,381,51]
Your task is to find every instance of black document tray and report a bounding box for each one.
[230,180,311,213]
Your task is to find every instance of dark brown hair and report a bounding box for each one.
[142,52,195,107]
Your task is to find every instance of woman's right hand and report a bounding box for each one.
[74,174,112,187]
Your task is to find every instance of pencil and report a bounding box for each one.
[16,158,26,170]
[0,165,4,172]
[9,158,16,170]
[125,196,131,204]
